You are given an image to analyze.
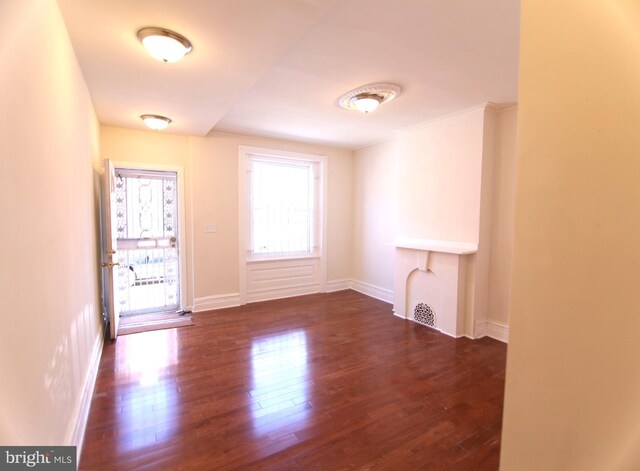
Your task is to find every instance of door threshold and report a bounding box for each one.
[118,315,194,336]
[119,311,184,326]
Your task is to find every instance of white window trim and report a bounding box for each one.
[238,146,327,305]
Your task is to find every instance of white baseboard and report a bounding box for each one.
[246,285,319,304]
[194,280,390,308]
[193,293,241,312]
[325,279,352,292]
[195,282,351,311]
[486,321,509,343]
[474,321,488,339]
[66,328,104,456]
[350,280,394,304]
[194,280,393,307]
[474,320,509,343]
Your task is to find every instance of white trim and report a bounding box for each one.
[248,254,320,263]
[394,237,478,254]
[486,321,509,343]
[110,161,191,311]
[319,157,328,293]
[401,315,466,339]
[485,102,518,113]
[193,293,241,312]
[238,144,247,304]
[473,320,509,343]
[325,279,352,292]
[65,330,103,456]
[246,285,319,304]
[474,321,488,339]
[397,103,489,138]
[350,280,394,304]
[323,279,394,304]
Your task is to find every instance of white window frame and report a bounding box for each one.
[238,146,327,304]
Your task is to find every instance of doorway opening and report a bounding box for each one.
[113,168,181,317]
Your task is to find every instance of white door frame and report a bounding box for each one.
[102,159,121,339]
[111,161,189,312]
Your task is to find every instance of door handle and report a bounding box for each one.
[101,262,120,268]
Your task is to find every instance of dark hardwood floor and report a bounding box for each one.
[80,290,507,470]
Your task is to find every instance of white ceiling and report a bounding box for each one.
[58,0,520,149]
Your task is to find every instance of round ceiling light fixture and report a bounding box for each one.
[137,27,193,63]
[140,114,172,131]
[338,83,401,113]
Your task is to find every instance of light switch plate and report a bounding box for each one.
[204,224,217,233]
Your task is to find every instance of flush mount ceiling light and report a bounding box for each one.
[137,27,193,63]
[141,114,172,131]
[338,83,401,113]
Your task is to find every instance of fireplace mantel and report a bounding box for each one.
[394,237,478,338]
[394,237,478,255]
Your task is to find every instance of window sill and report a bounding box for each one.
[247,253,320,263]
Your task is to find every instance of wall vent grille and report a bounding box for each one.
[414,303,436,328]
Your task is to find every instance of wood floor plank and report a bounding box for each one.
[80,290,507,470]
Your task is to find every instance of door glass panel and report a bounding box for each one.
[114,169,180,315]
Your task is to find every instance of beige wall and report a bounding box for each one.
[0,0,102,445]
[487,107,517,327]
[189,135,240,297]
[397,108,486,242]
[500,1,640,470]
[352,140,399,293]
[99,129,353,305]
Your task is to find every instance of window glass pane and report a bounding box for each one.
[251,160,312,255]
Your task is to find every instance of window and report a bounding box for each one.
[247,154,321,258]
[251,158,317,256]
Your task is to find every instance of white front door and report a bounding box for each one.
[102,159,121,339]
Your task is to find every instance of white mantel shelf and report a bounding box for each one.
[394,237,478,255]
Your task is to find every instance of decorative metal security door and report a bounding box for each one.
[114,168,180,316]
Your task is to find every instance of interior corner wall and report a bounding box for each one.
[487,106,517,329]
[0,0,102,445]
[501,1,640,469]
[467,108,497,336]
[352,140,399,297]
